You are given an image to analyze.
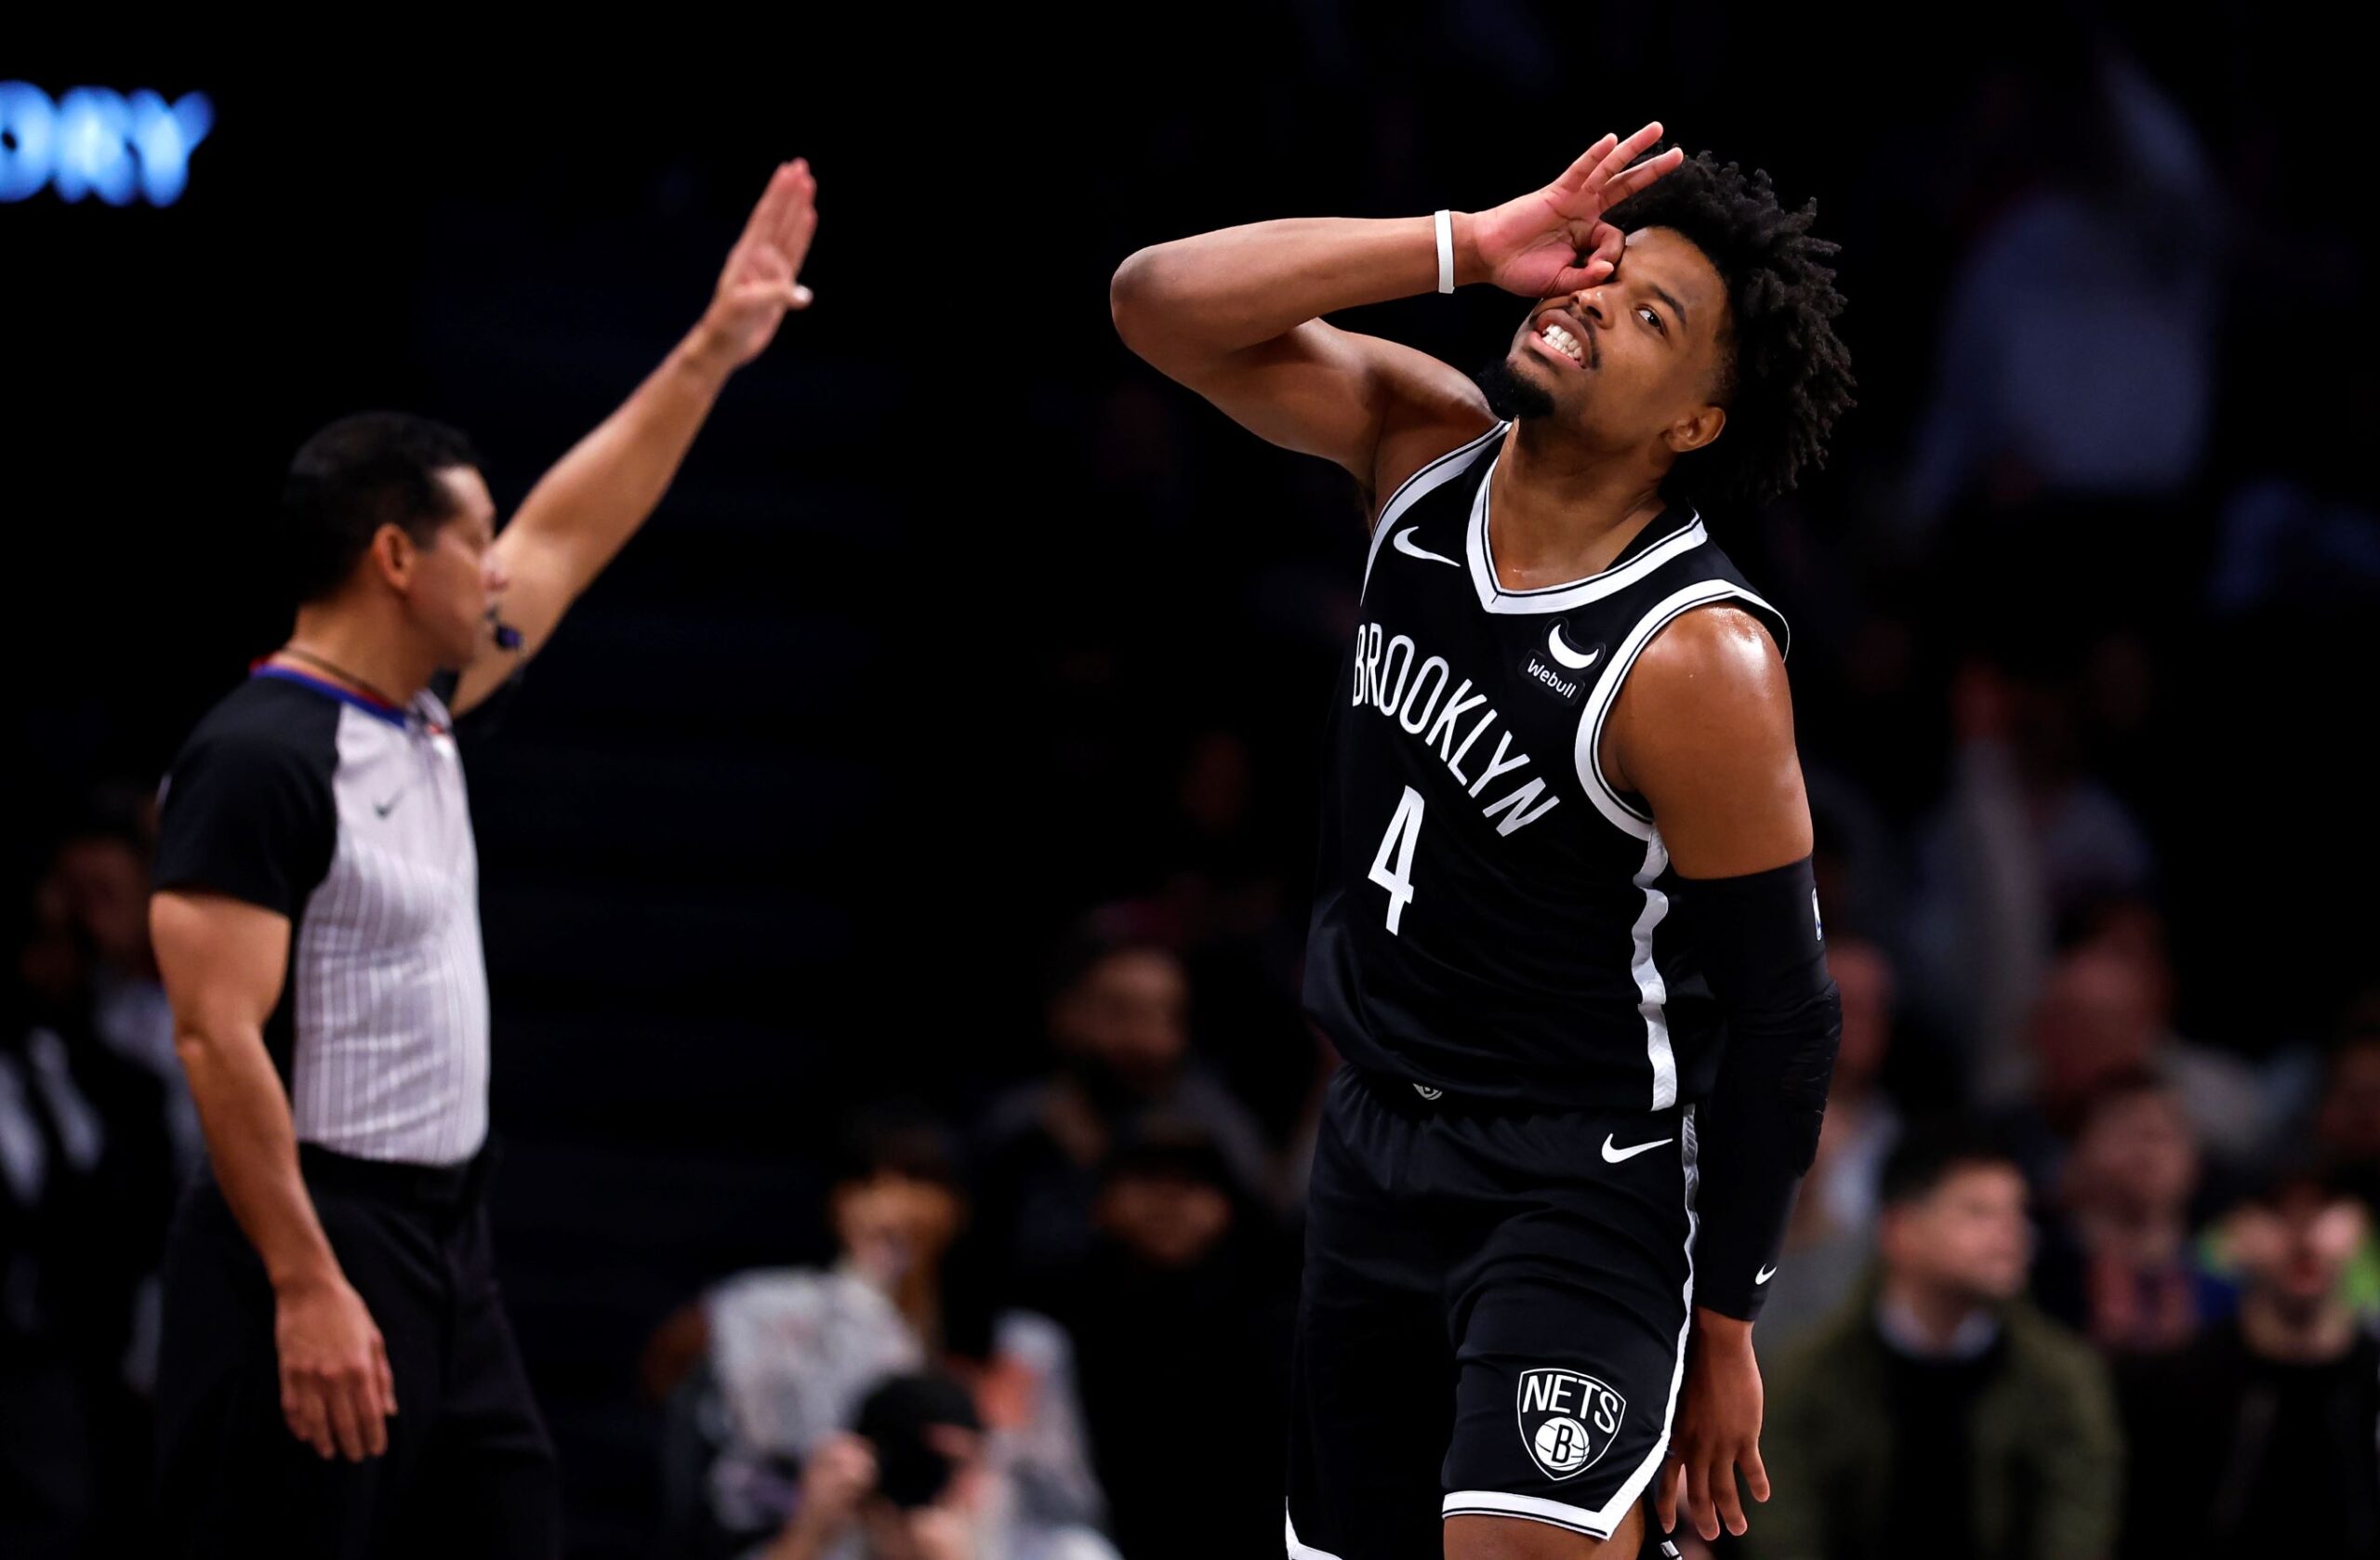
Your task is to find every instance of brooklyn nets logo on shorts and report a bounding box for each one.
[1516,1368,1627,1481]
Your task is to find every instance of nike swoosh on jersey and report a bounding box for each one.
[1600,1133,1672,1164]
[374,794,403,817]
[1393,528,1461,568]
[1756,1264,1778,1284]
[1547,624,1602,670]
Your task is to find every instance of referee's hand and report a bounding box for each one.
[695,157,820,369]
[274,1272,398,1461]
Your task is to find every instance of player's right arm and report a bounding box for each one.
[152,890,396,1464]
[1109,220,1493,517]
[1110,122,1685,522]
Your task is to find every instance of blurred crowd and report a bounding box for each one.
[12,816,2380,1558]
[7,19,2380,1560]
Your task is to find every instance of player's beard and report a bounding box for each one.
[1474,356,1557,421]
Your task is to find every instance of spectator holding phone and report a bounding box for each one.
[764,1374,1113,1560]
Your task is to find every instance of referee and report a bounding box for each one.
[146,160,817,1558]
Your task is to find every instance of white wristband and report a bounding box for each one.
[1435,208,1455,294]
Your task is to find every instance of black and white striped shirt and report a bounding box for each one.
[155,668,489,1166]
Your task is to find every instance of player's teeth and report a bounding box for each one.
[1542,324,1583,363]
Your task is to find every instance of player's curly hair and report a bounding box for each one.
[1602,146,1855,514]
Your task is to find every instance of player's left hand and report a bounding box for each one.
[697,158,820,367]
[1657,1310,1770,1541]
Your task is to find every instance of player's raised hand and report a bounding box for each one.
[699,158,820,368]
[1467,123,1685,298]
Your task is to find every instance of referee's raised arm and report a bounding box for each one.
[146,155,825,1557]
[447,157,821,716]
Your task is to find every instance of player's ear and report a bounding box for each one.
[1665,403,1724,457]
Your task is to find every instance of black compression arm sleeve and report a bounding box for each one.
[1678,854,1841,1321]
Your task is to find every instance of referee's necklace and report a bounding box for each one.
[276,645,410,713]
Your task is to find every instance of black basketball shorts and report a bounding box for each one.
[1286,1065,1698,1558]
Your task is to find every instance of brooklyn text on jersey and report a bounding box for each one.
[1304,423,1788,1114]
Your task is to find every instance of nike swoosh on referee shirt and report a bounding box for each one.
[1600,1133,1672,1164]
[1756,1264,1779,1284]
[1394,528,1461,568]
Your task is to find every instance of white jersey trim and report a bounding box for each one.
[1569,580,1789,842]
[1465,446,1708,616]
[1361,422,1508,596]
[1441,1489,1609,1537]
[1569,581,1785,1111]
[1440,1118,1697,1539]
[1632,833,1679,1110]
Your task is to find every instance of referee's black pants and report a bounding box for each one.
[155,1143,559,1558]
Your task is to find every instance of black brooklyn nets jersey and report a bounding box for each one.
[1303,422,1790,1112]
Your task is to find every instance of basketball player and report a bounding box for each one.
[146,161,817,1557]
[1111,123,1854,1558]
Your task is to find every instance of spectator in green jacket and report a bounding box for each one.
[1747,1122,2121,1560]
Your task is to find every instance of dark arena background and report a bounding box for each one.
[7,12,2377,1558]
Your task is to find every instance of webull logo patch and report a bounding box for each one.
[1519,653,1585,704]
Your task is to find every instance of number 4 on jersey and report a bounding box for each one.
[1369,786,1426,934]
